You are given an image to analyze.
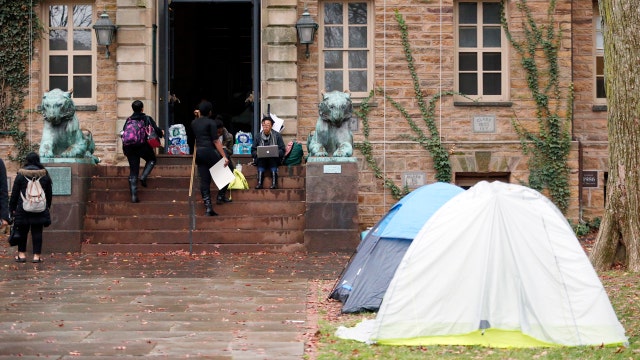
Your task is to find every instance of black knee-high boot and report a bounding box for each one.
[202,190,218,216]
[270,172,278,189]
[217,185,232,204]
[128,176,139,203]
[140,160,156,187]
[255,171,264,189]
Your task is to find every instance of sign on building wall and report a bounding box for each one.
[473,115,496,133]
[582,171,598,188]
[403,171,426,188]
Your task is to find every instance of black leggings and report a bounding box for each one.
[16,223,44,254]
[123,143,156,177]
[195,147,222,194]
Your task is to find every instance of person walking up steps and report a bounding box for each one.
[121,100,164,203]
[191,101,229,216]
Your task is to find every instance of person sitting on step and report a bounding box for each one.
[251,114,285,189]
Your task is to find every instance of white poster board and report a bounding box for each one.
[209,158,235,189]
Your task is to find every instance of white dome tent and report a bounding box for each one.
[337,181,627,348]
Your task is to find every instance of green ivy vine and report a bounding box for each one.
[0,1,41,163]
[354,90,410,199]
[501,0,572,212]
[355,9,453,199]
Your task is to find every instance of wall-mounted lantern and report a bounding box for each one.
[295,5,318,59]
[93,11,117,59]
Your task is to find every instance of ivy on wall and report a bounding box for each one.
[355,10,454,199]
[501,0,572,212]
[0,1,41,163]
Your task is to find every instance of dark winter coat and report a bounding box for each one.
[122,112,163,155]
[9,167,53,227]
[0,159,10,223]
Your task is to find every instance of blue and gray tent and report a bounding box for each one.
[329,182,464,313]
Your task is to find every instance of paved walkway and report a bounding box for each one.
[0,249,348,359]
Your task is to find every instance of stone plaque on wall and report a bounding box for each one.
[46,166,72,195]
[403,171,426,188]
[582,171,598,188]
[473,115,496,133]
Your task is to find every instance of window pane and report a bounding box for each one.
[459,27,477,47]
[459,73,478,95]
[349,70,367,92]
[73,76,92,98]
[324,3,343,24]
[459,53,477,71]
[483,27,501,47]
[49,5,68,27]
[483,73,501,95]
[596,56,604,76]
[459,3,477,24]
[73,29,92,50]
[325,27,343,48]
[596,56,606,98]
[73,5,93,27]
[325,51,343,69]
[50,55,68,74]
[73,55,92,73]
[483,52,501,70]
[49,76,67,91]
[349,26,367,48]
[325,70,343,92]
[483,2,501,24]
[348,3,367,24]
[49,29,68,50]
[596,78,606,98]
[595,16,603,50]
[348,50,367,68]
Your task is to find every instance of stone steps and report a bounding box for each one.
[81,156,306,254]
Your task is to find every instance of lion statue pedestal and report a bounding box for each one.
[304,91,360,252]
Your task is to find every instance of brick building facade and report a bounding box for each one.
[16,0,606,231]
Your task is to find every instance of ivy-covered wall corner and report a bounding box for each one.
[354,10,455,201]
[501,0,573,213]
[0,0,42,164]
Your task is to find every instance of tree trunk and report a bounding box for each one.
[590,0,640,271]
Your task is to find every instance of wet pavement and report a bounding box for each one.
[0,249,349,359]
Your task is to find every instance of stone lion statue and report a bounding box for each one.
[40,89,99,163]
[308,90,354,157]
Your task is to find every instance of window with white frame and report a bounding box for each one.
[594,11,606,102]
[320,1,373,98]
[455,1,508,101]
[46,3,95,104]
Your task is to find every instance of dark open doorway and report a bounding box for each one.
[168,1,255,148]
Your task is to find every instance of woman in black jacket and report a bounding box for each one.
[190,101,229,216]
[122,100,164,202]
[9,152,53,263]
